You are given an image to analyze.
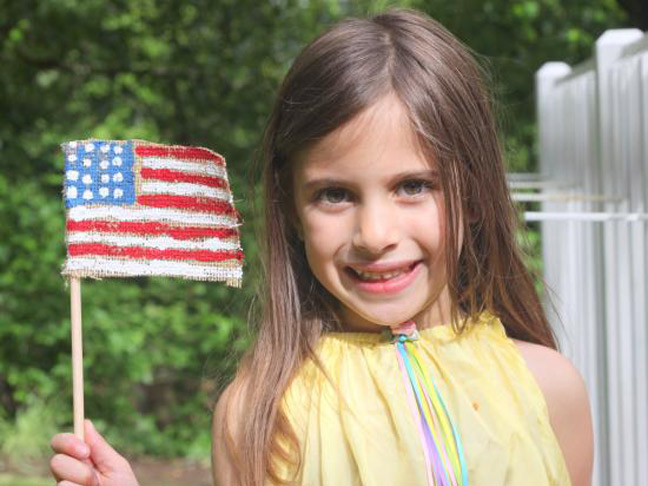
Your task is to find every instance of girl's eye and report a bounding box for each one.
[399,179,434,197]
[315,187,350,205]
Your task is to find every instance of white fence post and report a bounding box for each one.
[535,62,572,344]
[595,29,644,486]
[537,58,608,486]
[535,28,647,486]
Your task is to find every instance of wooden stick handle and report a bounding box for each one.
[70,277,85,440]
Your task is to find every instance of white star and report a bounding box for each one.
[82,174,93,184]
[82,190,93,200]
[114,188,123,198]
[101,174,110,183]
[66,170,79,181]
[100,144,110,153]
[99,187,109,198]
[113,172,123,183]
[66,186,78,198]
[114,146,123,154]
[112,156,122,166]
[67,154,77,163]
[83,158,92,167]
[84,143,95,152]
[100,160,110,170]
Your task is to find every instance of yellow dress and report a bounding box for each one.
[275,311,571,486]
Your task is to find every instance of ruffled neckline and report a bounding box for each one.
[321,310,502,347]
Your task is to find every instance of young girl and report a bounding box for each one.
[50,7,594,486]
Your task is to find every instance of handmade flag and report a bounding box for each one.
[61,139,244,287]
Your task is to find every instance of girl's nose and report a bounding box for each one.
[352,200,399,254]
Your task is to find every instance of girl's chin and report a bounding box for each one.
[342,309,419,331]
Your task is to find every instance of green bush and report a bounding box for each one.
[0,396,60,474]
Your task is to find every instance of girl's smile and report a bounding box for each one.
[344,259,423,294]
[292,93,462,333]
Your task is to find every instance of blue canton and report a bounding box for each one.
[63,140,136,208]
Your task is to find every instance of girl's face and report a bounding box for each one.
[292,93,462,332]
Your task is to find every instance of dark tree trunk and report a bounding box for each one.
[0,376,18,418]
[618,0,648,31]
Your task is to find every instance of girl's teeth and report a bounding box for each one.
[356,269,406,281]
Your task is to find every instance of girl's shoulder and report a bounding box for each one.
[511,339,594,486]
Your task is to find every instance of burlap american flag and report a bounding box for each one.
[61,139,243,287]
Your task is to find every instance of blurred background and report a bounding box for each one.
[0,0,640,484]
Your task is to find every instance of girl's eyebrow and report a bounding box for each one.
[394,169,439,180]
[302,169,438,191]
[302,177,340,192]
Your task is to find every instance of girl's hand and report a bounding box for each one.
[50,419,139,486]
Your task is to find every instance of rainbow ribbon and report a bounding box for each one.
[389,321,468,486]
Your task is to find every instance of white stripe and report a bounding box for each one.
[67,233,240,251]
[141,157,228,179]
[67,205,239,227]
[140,181,230,200]
[63,257,242,284]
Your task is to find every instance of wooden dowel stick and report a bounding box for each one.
[70,276,85,440]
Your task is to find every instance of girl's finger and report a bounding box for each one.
[83,419,130,474]
[50,432,90,460]
[50,453,98,486]
[57,482,84,486]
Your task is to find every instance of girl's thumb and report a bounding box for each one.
[84,419,127,472]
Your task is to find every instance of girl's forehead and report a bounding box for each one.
[294,94,431,175]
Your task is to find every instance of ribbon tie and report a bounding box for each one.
[388,320,469,486]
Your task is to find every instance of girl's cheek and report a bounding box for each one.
[304,213,351,238]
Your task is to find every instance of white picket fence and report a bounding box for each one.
[532,29,648,486]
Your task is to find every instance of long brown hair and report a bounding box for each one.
[221,7,559,485]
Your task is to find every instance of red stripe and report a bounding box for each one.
[66,220,239,240]
[140,167,227,189]
[68,243,244,263]
[138,195,235,215]
[135,146,223,165]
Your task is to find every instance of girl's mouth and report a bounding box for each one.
[344,261,423,294]
[347,261,419,281]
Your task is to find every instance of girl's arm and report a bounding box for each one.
[513,340,595,486]
[212,382,244,486]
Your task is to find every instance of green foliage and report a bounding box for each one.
[515,213,546,297]
[0,475,50,486]
[0,0,629,461]
[0,396,61,474]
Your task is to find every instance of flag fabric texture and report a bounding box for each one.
[61,139,244,287]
